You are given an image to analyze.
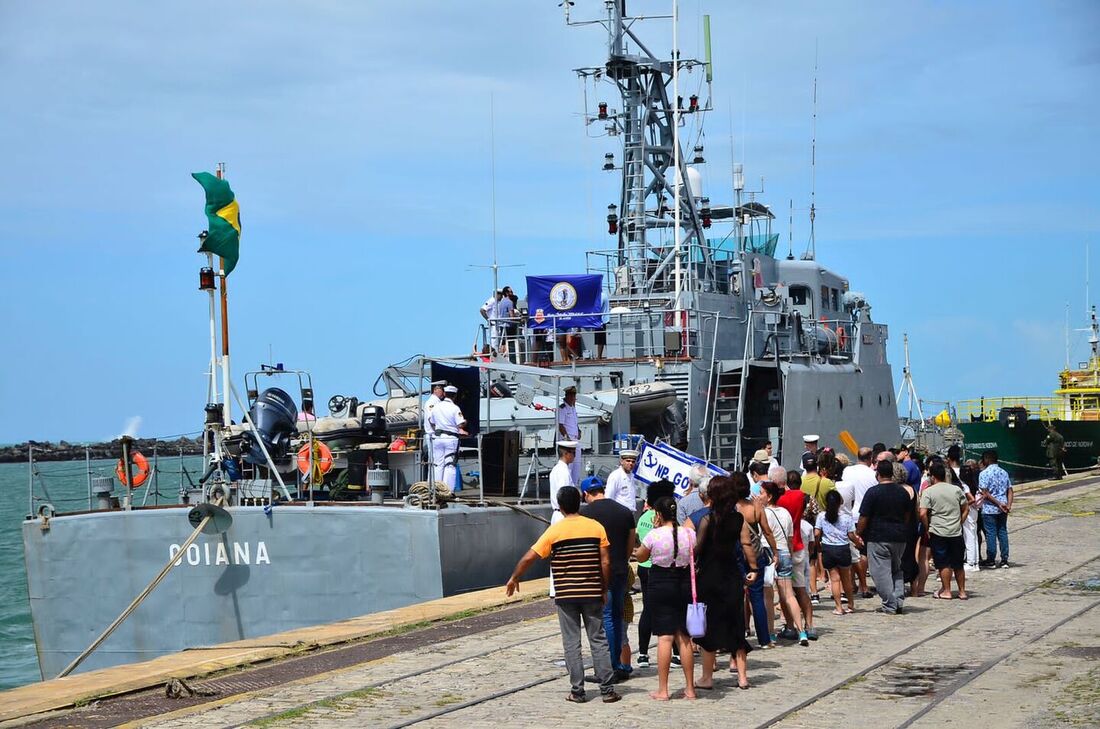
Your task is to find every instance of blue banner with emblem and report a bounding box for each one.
[525,274,604,330]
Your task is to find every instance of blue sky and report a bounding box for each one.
[1,0,1097,443]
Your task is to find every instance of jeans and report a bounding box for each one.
[603,574,629,671]
[867,541,906,613]
[747,547,772,646]
[556,601,614,697]
[983,511,1009,563]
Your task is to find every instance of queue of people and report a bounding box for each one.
[506,437,1015,702]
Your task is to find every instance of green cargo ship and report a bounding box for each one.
[957,309,1100,481]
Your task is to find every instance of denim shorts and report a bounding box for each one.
[775,551,794,579]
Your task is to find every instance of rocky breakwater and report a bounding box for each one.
[0,437,204,463]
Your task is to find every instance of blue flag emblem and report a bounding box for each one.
[526,274,604,330]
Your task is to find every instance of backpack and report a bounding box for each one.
[803,478,823,522]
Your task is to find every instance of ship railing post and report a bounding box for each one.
[86,446,92,511]
[27,444,33,517]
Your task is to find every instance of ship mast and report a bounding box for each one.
[567,1,712,302]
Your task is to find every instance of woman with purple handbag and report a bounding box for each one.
[694,476,759,690]
[633,496,697,701]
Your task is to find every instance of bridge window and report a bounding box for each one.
[790,285,814,320]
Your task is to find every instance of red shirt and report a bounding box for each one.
[776,489,806,551]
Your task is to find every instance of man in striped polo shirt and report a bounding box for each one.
[506,486,621,703]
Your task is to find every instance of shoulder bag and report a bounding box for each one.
[686,531,707,638]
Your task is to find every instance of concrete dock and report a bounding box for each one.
[2,473,1099,728]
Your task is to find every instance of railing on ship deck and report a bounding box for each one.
[956,396,1100,423]
[475,308,717,365]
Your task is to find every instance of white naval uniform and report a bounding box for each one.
[423,393,441,432]
[547,458,574,599]
[605,467,637,512]
[428,398,464,490]
[557,402,582,484]
[549,459,574,511]
[481,295,501,350]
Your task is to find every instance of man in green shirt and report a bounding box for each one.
[919,462,970,600]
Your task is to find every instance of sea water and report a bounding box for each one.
[0,455,204,689]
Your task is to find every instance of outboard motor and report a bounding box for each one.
[360,405,387,443]
[241,387,298,465]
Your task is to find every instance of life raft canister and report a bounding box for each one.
[297,441,334,476]
[116,451,150,489]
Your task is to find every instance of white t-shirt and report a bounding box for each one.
[549,459,574,509]
[428,399,465,436]
[557,402,579,439]
[842,463,878,518]
[800,519,814,550]
[605,467,637,511]
[834,479,855,521]
[765,506,795,555]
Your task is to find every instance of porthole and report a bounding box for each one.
[817,398,821,411]
[879,394,883,406]
[839,395,844,410]
[860,395,864,409]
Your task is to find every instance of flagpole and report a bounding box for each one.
[216,163,232,427]
[205,252,221,460]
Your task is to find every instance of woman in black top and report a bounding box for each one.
[694,476,759,690]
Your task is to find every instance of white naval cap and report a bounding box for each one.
[444,385,458,394]
[431,380,448,387]
[620,449,639,458]
[803,434,820,443]
[558,440,579,449]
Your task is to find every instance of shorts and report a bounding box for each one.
[929,533,965,570]
[821,543,853,570]
[849,544,861,563]
[775,552,794,579]
[594,325,607,346]
[791,549,808,589]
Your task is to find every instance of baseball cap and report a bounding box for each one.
[801,453,818,470]
[580,476,605,493]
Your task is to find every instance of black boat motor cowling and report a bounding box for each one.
[241,387,298,465]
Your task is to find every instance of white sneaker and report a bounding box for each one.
[964,563,980,573]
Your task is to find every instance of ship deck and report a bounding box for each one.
[4,471,1100,728]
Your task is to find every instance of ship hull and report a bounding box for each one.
[21,503,551,679]
[957,420,1100,481]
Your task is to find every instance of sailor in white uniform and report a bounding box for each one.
[801,434,820,473]
[546,440,578,599]
[548,440,578,517]
[605,449,639,512]
[423,380,446,431]
[428,385,467,490]
[557,386,582,485]
[480,290,503,352]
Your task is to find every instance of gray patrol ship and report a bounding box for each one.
[22,2,900,680]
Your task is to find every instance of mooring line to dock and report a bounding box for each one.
[753,548,1100,729]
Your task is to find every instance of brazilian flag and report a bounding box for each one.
[192,172,242,275]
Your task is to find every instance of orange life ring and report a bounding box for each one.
[837,325,848,350]
[116,451,150,489]
[297,441,334,476]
